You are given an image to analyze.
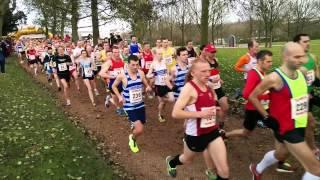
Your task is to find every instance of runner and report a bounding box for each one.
[162,38,176,69]
[52,46,72,106]
[120,47,129,63]
[112,55,152,153]
[147,48,174,122]
[43,47,55,85]
[26,42,38,76]
[15,40,25,64]
[129,35,140,56]
[98,47,126,116]
[293,33,320,159]
[152,38,162,55]
[85,44,100,96]
[248,42,320,180]
[78,50,96,106]
[66,46,81,91]
[165,47,188,100]
[234,39,259,81]
[166,59,229,180]
[186,40,197,66]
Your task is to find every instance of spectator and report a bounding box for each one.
[0,41,6,73]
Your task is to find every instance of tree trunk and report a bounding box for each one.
[287,18,290,41]
[91,0,99,45]
[71,0,79,42]
[200,0,209,45]
[181,0,185,45]
[60,11,67,38]
[0,0,10,36]
[51,3,57,35]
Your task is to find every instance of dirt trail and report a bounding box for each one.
[20,62,304,180]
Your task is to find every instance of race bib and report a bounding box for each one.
[84,67,93,77]
[306,70,315,86]
[261,100,270,110]
[69,64,76,71]
[145,61,152,69]
[113,68,122,76]
[129,88,143,104]
[200,107,216,128]
[209,75,221,89]
[158,75,166,84]
[18,48,23,52]
[188,57,195,65]
[29,55,36,60]
[291,95,308,119]
[165,56,173,65]
[58,63,68,71]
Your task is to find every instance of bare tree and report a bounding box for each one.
[291,0,318,34]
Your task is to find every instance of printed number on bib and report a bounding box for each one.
[200,107,216,128]
[291,95,308,119]
[58,63,68,71]
[114,68,122,76]
[306,70,315,86]
[145,61,152,69]
[165,57,173,64]
[84,67,93,77]
[159,75,166,84]
[129,88,143,103]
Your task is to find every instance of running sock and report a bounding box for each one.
[169,154,182,168]
[302,172,320,180]
[256,150,278,174]
[217,175,228,180]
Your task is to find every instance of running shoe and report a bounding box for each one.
[166,156,177,177]
[128,134,139,153]
[66,99,71,106]
[116,108,127,117]
[205,169,217,180]
[249,163,261,180]
[257,120,267,129]
[105,95,111,108]
[158,115,166,123]
[276,162,295,173]
[94,89,100,96]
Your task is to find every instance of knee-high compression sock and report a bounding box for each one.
[302,172,320,180]
[169,154,183,168]
[256,150,278,174]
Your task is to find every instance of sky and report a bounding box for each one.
[16,0,238,38]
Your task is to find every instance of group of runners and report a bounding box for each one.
[15,33,320,180]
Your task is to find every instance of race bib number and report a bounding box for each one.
[129,88,143,104]
[291,95,308,119]
[145,61,152,69]
[306,70,315,86]
[165,56,173,65]
[84,67,93,77]
[58,63,68,71]
[158,75,166,84]
[29,55,36,60]
[200,107,216,128]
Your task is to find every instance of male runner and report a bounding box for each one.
[112,55,152,153]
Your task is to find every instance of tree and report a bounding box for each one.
[1,0,26,36]
[200,0,209,45]
[0,0,10,36]
[91,0,99,45]
[255,0,287,47]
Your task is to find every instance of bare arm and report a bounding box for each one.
[112,73,124,100]
[165,67,175,89]
[98,61,112,79]
[248,72,280,118]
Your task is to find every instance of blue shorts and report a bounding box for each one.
[108,79,123,94]
[126,107,146,124]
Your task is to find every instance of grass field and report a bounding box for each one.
[0,58,117,179]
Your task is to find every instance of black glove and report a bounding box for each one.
[262,115,279,131]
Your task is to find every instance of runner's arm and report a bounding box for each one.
[243,71,259,99]
[98,61,112,79]
[139,70,151,91]
[234,55,249,72]
[249,73,279,118]
[146,63,155,79]
[112,73,124,99]
[165,67,175,89]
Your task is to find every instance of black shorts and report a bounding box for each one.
[109,85,123,95]
[243,110,263,131]
[58,73,71,82]
[185,128,221,152]
[126,107,146,124]
[155,85,171,97]
[83,75,94,80]
[28,59,37,65]
[214,87,226,100]
[281,128,305,144]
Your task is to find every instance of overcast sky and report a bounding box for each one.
[16,0,238,38]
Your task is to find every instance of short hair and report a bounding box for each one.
[200,44,206,51]
[248,39,256,49]
[186,40,193,44]
[47,47,52,50]
[128,55,139,63]
[131,35,136,39]
[176,47,187,56]
[143,42,149,45]
[256,50,272,61]
[293,33,309,42]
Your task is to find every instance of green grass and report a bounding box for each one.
[0,58,117,179]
